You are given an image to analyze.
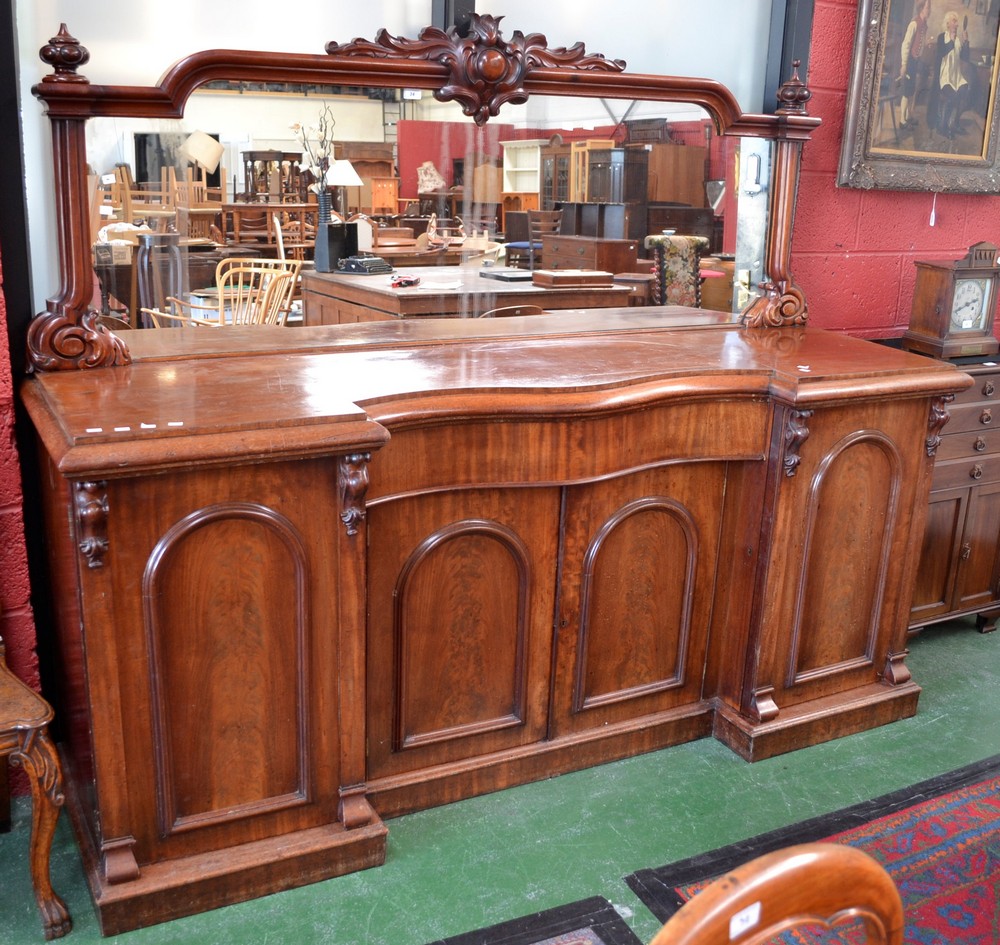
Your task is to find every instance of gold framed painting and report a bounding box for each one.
[838,0,1000,192]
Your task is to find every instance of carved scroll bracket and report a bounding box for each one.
[338,453,371,537]
[881,649,912,686]
[327,13,625,126]
[74,480,109,568]
[782,409,814,477]
[338,784,378,829]
[750,686,779,723]
[925,394,955,457]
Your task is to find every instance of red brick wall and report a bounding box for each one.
[0,243,38,696]
[795,0,1000,338]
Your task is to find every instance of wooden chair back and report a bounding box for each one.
[142,258,301,327]
[214,259,301,326]
[526,209,563,268]
[647,843,904,945]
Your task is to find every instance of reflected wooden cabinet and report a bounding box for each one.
[361,177,399,215]
[541,142,571,209]
[910,364,1000,633]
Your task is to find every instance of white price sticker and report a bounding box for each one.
[729,901,761,939]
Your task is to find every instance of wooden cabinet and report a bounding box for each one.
[910,363,1000,632]
[556,202,627,239]
[541,234,639,274]
[361,177,399,215]
[541,142,571,209]
[568,144,648,240]
[501,139,546,194]
[646,143,708,207]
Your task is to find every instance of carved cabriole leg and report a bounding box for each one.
[12,729,72,940]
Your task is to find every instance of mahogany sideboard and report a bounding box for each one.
[21,313,968,932]
[20,12,972,936]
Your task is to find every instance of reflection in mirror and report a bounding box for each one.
[86,81,773,331]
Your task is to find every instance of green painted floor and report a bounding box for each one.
[3,617,998,944]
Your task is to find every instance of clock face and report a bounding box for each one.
[951,277,993,331]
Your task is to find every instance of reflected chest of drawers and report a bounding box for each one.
[911,362,1000,633]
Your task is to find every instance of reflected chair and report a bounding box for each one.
[476,304,545,318]
[648,842,903,945]
[644,234,710,307]
[142,258,300,327]
[504,209,563,269]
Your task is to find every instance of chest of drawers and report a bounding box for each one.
[541,234,639,274]
[911,362,1000,632]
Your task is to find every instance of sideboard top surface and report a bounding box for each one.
[22,320,971,477]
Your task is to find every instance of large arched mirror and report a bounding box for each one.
[29,14,817,371]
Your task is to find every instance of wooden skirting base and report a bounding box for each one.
[712,682,922,763]
[61,765,388,936]
[366,703,717,819]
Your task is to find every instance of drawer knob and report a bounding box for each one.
[981,408,993,425]
[985,381,997,397]
[975,436,988,452]
[961,542,972,561]
[971,463,984,480]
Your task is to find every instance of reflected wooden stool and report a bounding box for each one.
[0,635,72,939]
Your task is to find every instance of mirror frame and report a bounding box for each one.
[28,13,819,372]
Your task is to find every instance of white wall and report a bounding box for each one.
[16,1,772,312]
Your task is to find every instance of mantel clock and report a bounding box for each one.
[903,241,1000,359]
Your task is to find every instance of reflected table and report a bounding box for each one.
[301,265,633,324]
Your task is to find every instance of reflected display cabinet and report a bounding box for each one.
[22,14,970,936]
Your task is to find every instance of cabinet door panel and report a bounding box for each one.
[910,488,968,624]
[550,464,725,735]
[954,480,1000,612]
[99,459,344,862]
[366,488,559,778]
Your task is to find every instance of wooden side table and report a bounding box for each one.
[0,636,72,939]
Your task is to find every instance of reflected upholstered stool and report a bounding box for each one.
[0,634,72,939]
[644,234,710,307]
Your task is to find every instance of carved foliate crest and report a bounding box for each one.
[327,13,625,125]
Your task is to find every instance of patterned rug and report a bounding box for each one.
[625,754,1000,943]
[422,896,642,945]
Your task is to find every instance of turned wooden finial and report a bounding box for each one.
[39,24,90,83]
[776,59,811,115]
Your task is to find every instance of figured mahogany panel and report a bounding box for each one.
[366,487,559,779]
[144,504,308,835]
[393,521,530,750]
[788,435,899,685]
[574,499,695,709]
[550,463,728,736]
